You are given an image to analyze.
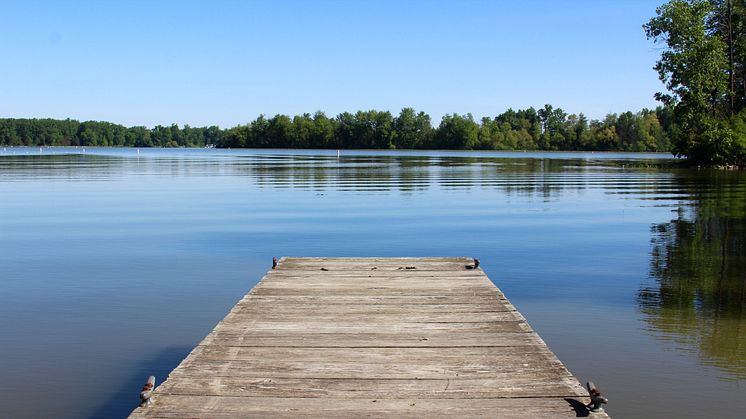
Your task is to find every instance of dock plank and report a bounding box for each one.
[128,257,609,418]
[129,395,597,419]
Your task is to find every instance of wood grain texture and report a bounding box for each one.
[128,257,610,418]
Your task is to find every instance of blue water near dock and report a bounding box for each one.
[0,148,744,418]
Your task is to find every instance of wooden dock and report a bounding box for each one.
[129,257,609,418]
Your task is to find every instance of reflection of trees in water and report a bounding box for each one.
[2,153,662,200]
[639,171,746,378]
[244,155,640,199]
[2,152,671,207]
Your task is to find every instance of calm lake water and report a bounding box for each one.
[0,147,744,418]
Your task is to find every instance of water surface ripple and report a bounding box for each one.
[0,148,743,418]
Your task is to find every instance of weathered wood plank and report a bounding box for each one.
[188,345,557,361]
[210,321,531,333]
[128,257,609,418]
[166,357,573,380]
[200,331,543,348]
[165,359,574,380]
[255,278,495,287]
[249,287,502,296]
[170,345,575,380]
[265,270,487,277]
[156,376,586,399]
[280,257,472,260]
[226,312,522,322]
[238,295,509,305]
[276,259,475,271]
[129,395,595,419]
[233,303,515,314]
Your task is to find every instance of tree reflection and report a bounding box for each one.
[639,171,746,378]
[2,152,660,201]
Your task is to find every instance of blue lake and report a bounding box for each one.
[0,148,744,418]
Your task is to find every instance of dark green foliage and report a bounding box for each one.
[431,114,479,150]
[0,106,676,151]
[0,118,222,148]
[646,0,746,165]
[392,108,432,149]
[210,106,674,151]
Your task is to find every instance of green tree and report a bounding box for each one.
[310,111,335,148]
[393,108,431,149]
[431,114,479,149]
[267,114,293,148]
[248,115,270,147]
[645,0,746,164]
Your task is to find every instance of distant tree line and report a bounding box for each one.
[0,118,223,148]
[1,105,675,152]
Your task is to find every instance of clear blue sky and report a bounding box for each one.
[1,0,664,128]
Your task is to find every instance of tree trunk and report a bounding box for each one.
[728,0,735,116]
